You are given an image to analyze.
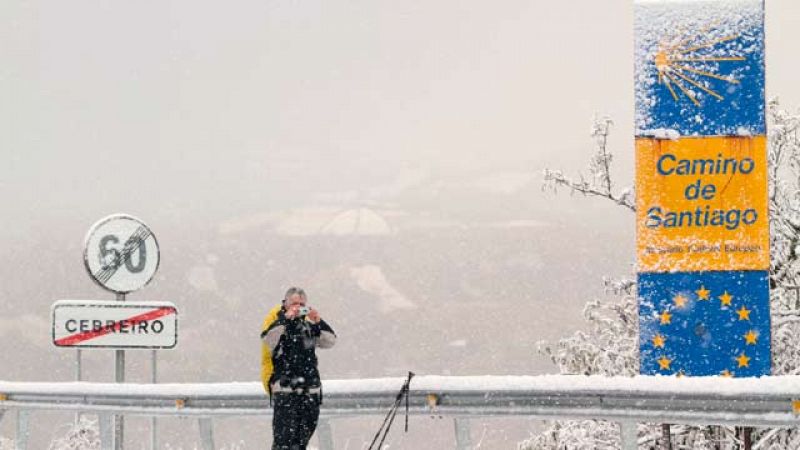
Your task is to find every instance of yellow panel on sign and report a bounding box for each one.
[636,136,768,273]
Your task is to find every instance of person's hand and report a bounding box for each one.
[285,304,300,320]
[307,308,321,324]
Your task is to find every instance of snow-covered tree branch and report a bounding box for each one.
[543,116,636,212]
[522,100,800,449]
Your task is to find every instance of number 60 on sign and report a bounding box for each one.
[83,214,160,294]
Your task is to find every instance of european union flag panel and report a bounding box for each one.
[634,0,765,136]
[639,270,770,377]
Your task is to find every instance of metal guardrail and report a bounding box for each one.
[2,375,800,449]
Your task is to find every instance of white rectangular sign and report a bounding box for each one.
[52,300,178,349]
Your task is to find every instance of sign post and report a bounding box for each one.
[81,214,162,450]
[52,301,178,349]
[634,1,769,377]
[151,349,158,450]
[52,298,178,447]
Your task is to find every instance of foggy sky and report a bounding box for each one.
[4,1,800,232]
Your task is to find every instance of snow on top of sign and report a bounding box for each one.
[637,128,681,139]
[4,375,800,398]
[635,0,763,135]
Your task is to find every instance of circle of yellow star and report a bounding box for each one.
[657,356,672,370]
[719,291,733,307]
[673,294,688,309]
[736,353,750,368]
[660,310,672,325]
[737,306,751,321]
[653,334,666,348]
[744,330,758,345]
[696,285,711,301]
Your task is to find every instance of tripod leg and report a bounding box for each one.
[368,400,402,450]
[376,403,402,449]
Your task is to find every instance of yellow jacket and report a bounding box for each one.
[260,304,283,393]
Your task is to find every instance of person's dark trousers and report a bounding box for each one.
[271,393,321,450]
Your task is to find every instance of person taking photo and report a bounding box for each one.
[260,287,337,450]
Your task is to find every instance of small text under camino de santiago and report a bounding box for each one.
[644,243,763,255]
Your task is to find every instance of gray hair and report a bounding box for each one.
[283,287,307,302]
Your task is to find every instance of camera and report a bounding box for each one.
[297,306,311,316]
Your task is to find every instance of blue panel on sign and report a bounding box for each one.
[639,270,770,377]
[634,0,765,136]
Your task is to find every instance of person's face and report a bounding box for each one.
[285,293,306,309]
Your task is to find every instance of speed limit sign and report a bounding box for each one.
[84,214,160,294]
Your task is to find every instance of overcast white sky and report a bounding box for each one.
[3,1,800,236]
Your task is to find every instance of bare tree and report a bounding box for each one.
[48,417,100,450]
[543,115,635,212]
[521,99,800,449]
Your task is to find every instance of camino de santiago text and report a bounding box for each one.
[645,153,758,230]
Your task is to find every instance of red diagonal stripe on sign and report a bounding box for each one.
[55,307,175,346]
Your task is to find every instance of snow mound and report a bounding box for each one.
[350,265,417,312]
[320,208,393,236]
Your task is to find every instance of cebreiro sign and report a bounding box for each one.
[635,0,770,377]
[84,214,160,294]
[52,300,178,349]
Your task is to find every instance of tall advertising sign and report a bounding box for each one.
[635,0,769,376]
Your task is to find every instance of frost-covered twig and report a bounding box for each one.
[543,117,635,212]
[48,416,100,450]
[768,100,800,289]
